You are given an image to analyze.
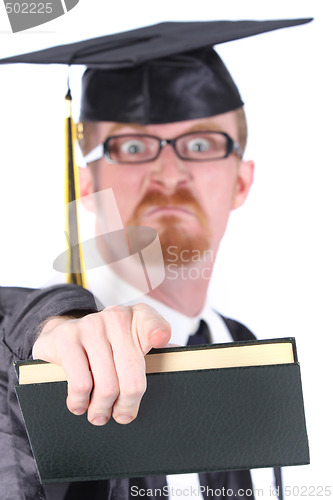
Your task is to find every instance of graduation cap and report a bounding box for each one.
[0,19,313,123]
[0,18,312,286]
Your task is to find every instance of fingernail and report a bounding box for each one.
[149,328,168,342]
[150,328,163,337]
[115,414,133,425]
[72,408,86,416]
[91,416,108,426]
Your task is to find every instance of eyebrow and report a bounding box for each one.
[185,122,224,133]
[107,122,146,135]
[106,120,225,137]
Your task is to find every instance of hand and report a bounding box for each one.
[33,303,171,426]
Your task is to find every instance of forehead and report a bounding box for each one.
[87,111,240,142]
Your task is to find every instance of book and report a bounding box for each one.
[14,337,309,484]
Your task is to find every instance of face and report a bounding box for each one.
[79,111,254,266]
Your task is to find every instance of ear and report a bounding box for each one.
[79,166,96,212]
[232,159,255,210]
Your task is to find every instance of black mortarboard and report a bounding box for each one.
[0,19,312,287]
[0,19,312,124]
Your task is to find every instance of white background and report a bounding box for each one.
[0,0,332,496]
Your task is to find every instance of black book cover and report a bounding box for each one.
[14,338,309,483]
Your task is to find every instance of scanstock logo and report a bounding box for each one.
[4,0,79,33]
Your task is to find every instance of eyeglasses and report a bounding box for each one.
[83,131,243,165]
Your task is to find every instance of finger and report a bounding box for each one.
[110,337,146,425]
[64,346,93,417]
[79,320,120,426]
[34,320,93,416]
[101,306,147,424]
[32,317,74,363]
[131,303,171,353]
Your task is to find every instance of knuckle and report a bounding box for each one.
[80,312,105,334]
[121,376,147,400]
[78,314,109,346]
[56,321,78,341]
[133,302,149,309]
[133,303,157,315]
[104,305,131,317]
[71,378,93,397]
[102,305,133,331]
[133,303,170,329]
[97,384,119,402]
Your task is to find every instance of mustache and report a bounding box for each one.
[131,188,205,219]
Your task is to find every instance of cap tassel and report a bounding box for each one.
[64,89,87,288]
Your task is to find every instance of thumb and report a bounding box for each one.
[132,303,171,354]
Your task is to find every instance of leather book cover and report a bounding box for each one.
[14,338,309,484]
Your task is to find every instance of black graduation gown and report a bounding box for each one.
[0,285,283,500]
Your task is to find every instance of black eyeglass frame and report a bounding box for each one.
[99,131,243,164]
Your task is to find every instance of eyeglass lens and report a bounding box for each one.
[105,132,231,163]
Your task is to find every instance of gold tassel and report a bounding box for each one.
[64,89,87,288]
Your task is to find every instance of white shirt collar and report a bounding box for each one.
[86,265,232,346]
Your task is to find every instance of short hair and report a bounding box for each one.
[234,106,247,154]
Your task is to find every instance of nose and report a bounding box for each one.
[148,142,191,193]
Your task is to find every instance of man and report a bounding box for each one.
[0,19,311,500]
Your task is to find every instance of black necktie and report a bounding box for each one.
[187,320,255,500]
[187,319,210,345]
[129,321,255,499]
[128,321,210,498]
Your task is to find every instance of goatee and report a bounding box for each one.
[127,188,211,267]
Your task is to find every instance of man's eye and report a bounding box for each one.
[186,138,210,153]
[120,140,146,155]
